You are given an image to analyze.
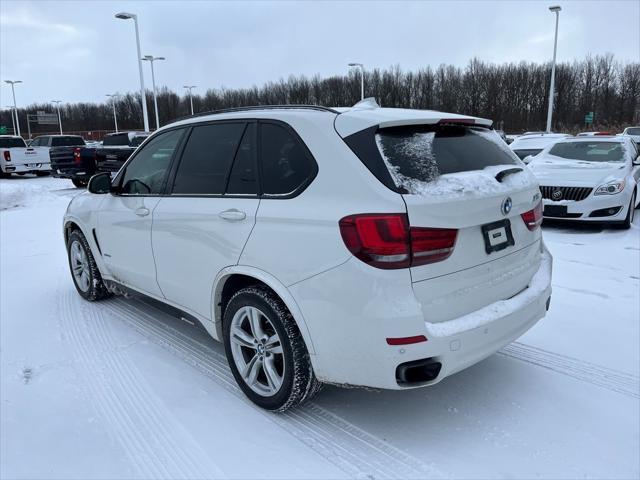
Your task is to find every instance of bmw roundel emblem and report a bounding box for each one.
[501,197,513,216]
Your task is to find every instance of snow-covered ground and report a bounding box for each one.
[1,176,638,479]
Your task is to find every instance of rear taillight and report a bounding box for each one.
[3,151,11,162]
[521,201,543,230]
[339,213,458,269]
[73,147,81,164]
[410,227,458,266]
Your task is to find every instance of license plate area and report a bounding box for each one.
[543,205,568,217]
[481,219,515,254]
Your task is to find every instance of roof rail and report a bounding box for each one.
[174,104,339,123]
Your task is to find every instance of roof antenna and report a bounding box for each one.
[352,97,380,110]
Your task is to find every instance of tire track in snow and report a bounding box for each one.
[60,292,226,479]
[101,297,444,480]
[499,342,639,399]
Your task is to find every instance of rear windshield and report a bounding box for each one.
[513,149,542,160]
[626,127,640,136]
[0,137,26,148]
[548,142,625,162]
[375,125,519,191]
[130,135,147,147]
[103,134,130,146]
[51,136,85,147]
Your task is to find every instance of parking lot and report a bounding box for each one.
[1,175,638,479]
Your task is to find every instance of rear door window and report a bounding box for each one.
[374,125,519,192]
[172,123,245,195]
[259,122,317,196]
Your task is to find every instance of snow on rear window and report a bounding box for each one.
[375,125,521,195]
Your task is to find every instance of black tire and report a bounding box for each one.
[66,229,111,301]
[223,286,321,412]
[72,178,88,188]
[0,172,10,179]
[35,171,50,177]
[619,190,636,230]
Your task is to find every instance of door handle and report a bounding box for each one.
[218,209,246,221]
[135,207,150,217]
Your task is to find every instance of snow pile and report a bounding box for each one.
[0,178,77,210]
[426,250,552,337]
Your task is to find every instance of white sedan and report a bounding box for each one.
[528,136,640,228]
[509,133,571,163]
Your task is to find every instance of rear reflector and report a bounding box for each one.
[3,151,10,162]
[386,335,428,346]
[339,213,457,269]
[521,201,543,230]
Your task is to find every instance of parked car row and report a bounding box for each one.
[1,131,149,187]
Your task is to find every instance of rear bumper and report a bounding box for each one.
[1,162,50,173]
[290,244,552,390]
[52,167,92,179]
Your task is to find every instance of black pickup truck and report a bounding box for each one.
[31,135,98,187]
[95,132,149,174]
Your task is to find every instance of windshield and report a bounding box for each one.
[51,136,85,147]
[548,142,625,163]
[626,127,640,136]
[375,125,519,191]
[0,137,26,148]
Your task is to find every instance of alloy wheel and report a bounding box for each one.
[229,306,285,396]
[70,240,90,292]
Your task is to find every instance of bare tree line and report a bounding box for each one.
[3,54,639,138]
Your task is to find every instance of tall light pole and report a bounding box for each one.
[142,55,165,129]
[115,12,149,132]
[183,85,197,115]
[5,105,16,134]
[546,5,561,133]
[348,63,365,100]
[4,80,22,136]
[106,94,120,132]
[51,100,63,134]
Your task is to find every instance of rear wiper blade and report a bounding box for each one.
[495,167,523,183]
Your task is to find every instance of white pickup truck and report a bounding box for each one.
[0,135,49,177]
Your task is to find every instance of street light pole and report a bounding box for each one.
[51,100,63,134]
[4,80,22,136]
[183,85,197,115]
[546,5,561,133]
[115,12,149,132]
[142,55,165,129]
[5,106,16,134]
[348,63,365,100]
[106,94,120,132]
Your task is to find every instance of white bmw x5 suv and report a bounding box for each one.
[63,102,552,411]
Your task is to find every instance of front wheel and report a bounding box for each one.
[619,191,636,229]
[223,286,321,412]
[35,171,50,177]
[72,178,88,188]
[66,230,111,301]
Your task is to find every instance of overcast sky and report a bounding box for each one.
[1,0,638,107]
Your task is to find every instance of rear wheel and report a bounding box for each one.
[223,286,321,411]
[0,172,10,179]
[66,230,111,301]
[72,178,88,188]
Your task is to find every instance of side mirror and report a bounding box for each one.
[633,156,640,166]
[87,172,112,194]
